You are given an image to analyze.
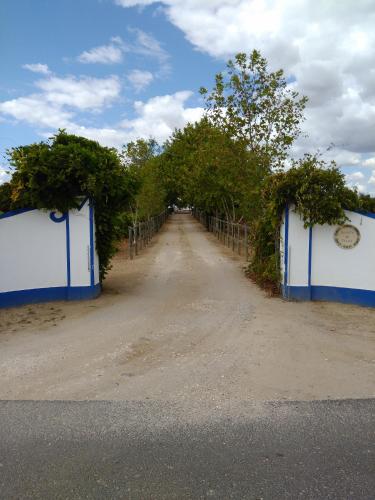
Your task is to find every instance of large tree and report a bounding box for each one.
[161,118,267,221]
[200,50,308,169]
[121,138,166,222]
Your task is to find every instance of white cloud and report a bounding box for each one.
[62,91,204,148]
[0,166,10,185]
[35,75,121,111]
[1,60,204,150]
[0,95,74,128]
[127,28,171,76]
[346,171,365,183]
[22,63,51,75]
[115,0,375,169]
[345,171,370,194]
[115,0,154,5]
[0,75,121,128]
[345,171,365,189]
[355,184,366,193]
[127,69,154,92]
[130,28,168,62]
[363,157,375,168]
[78,37,124,64]
[77,30,170,77]
[121,91,203,138]
[368,170,375,186]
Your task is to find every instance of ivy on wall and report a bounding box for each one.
[5,130,133,280]
[248,155,371,288]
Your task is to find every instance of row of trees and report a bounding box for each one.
[1,50,373,287]
[0,132,167,280]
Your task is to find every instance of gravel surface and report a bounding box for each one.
[0,214,374,400]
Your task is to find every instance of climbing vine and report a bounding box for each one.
[248,155,368,287]
[5,130,134,280]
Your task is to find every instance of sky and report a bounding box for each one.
[1,0,375,193]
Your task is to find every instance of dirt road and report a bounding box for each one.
[0,214,375,400]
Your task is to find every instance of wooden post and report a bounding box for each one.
[129,227,133,260]
[244,224,248,261]
[135,225,138,256]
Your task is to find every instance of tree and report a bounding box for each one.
[121,138,161,174]
[6,130,134,279]
[249,154,362,287]
[0,182,12,213]
[200,50,308,169]
[161,118,267,221]
[121,138,165,222]
[136,157,166,219]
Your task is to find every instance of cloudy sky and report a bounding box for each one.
[1,0,375,193]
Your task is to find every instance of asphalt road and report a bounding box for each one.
[1,399,374,499]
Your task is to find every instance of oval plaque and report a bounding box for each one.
[334,224,360,249]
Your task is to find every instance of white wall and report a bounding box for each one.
[92,205,100,285]
[69,200,91,287]
[280,214,286,279]
[311,210,375,291]
[282,206,375,300]
[286,208,310,286]
[0,209,67,293]
[0,199,100,305]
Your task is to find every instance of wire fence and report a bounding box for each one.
[192,208,250,260]
[128,209,169,260]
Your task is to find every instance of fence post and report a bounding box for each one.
[129,227,133,260]
[135,225,138,255]
[244,224,248,261]
[128,210,169,260]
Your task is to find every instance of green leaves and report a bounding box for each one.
[6,130,133,280]
[201,50,308,169]
[158,118,268,220]
[249,154,369,288]
[120,138,166,222]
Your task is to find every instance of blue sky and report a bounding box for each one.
[0,0,220,152]
[1,0,375,192]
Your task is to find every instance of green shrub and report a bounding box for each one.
[249,155,367,288]
[6,130,133,280]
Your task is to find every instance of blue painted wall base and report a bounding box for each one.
[281,285,311,301]
[0,284,101,309]
[282,285,375,308]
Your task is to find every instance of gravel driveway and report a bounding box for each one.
[0,214,374,400]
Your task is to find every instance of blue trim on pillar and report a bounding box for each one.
[312,286,375,307]
[283,285,375,308]
[0,284,101,309]
[307,225,313,300]
[308,226,312,287]
[49,211,67,223]
[78,196,89,211]
[0,207,35,219]
[353,210,375,220]
[67,284,100,300]
[283,285,312,301]
[284,205,289,287]
[66,213,71,287]
[89,199,95,287]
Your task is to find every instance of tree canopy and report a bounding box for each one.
[200,50,307,169]
[6,130,133,279]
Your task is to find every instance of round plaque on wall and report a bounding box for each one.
[334,224,361,249]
